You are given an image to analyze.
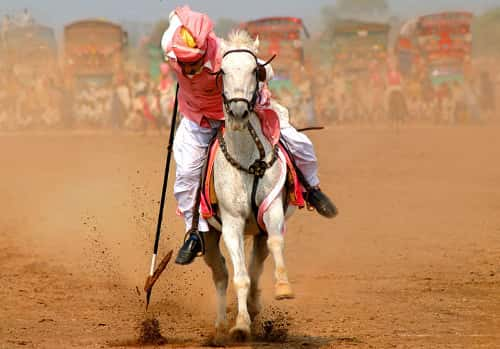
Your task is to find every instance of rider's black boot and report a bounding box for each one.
[306,187,338,218]
[175,230,204,265]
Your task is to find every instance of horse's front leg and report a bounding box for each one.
[220,215,251,340]
[263,199,294,300]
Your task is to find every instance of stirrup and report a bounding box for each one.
[183,229,206,257]
[303,191,316,212]
[305,186,338,218]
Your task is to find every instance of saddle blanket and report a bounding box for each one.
[200,108,305,231]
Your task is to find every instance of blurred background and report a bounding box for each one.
[1,2,500,348]
[1,0,499,131]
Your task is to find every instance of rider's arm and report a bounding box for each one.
[257,58,274,82]
[256,59,274,106]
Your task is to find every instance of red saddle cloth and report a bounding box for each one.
[200,108,305,221]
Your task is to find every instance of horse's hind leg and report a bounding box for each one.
[203,229,229,335]
[247,233,269,320]
[263,200,294,300]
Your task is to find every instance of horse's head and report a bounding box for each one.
[219,31,273,130]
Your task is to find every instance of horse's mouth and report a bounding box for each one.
[227,118,248,131]
[229,123,244,131]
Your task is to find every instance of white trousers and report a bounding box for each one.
[173,102,320,232]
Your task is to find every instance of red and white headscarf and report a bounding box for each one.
[168,6,214,63]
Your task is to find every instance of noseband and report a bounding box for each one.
[214,49,275,114]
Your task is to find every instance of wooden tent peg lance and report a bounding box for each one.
[144,250,173,293]
[144,84,179,311]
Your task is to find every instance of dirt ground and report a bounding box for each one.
[1,124,499,349]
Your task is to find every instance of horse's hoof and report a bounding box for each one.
[229,325,250,342]
[275,282,295,300]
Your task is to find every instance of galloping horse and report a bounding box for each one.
[203,31,294,340]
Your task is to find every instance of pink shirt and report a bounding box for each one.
[387,70,402,86]
[168,36,224,128]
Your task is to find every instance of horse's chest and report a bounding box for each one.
[213,157,254,211]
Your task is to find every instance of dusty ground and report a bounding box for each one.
[1,124,499,349]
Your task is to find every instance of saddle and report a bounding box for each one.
[199,108,305,232]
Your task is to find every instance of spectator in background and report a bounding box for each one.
[386,60,408,124]
[111,72,131,129]
[420,70,435,120]
[140,72,160,132]
[57,75,74,128]
[464,78,481,123]
[479,71,495,119]
[158,63,175,128]
[0,73,8,130]
[450,81,466,124]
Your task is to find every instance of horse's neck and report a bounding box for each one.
[223,113,271,166]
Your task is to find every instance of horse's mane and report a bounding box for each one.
[224,30,258,54]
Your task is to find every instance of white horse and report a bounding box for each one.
[203,31,294,340]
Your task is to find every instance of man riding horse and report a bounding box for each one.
[161,6,337,265]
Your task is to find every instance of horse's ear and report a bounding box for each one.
[253,36,260,52]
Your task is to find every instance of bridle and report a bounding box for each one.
[213,48,278,179]
[213,49,275,114]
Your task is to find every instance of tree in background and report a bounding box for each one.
[474,8,500,56]
[320,0,390,40]
[336,0,389,17]
[215,18,238,39]
[319,5,337,41]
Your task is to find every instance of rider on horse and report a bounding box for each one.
[161,6,337,265]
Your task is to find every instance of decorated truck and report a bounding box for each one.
[2,24,60,129]
[3,24,58,76]
[332,20,390,77]
[330,20,390,122]
[396,12,473,85]
[239,17,317,128]
[396,12,476,123]
[64,19,128,126]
